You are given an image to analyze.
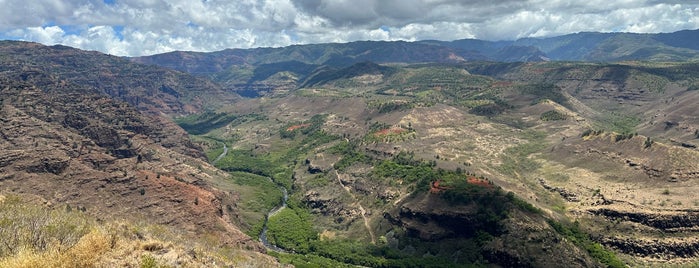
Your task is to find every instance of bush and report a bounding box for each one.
[644,137,653,148]
[540,110,567,121]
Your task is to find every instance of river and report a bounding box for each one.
[259,179,289,252]
[212,143,228,164]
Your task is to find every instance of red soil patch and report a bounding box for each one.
[467,176,492,188]
[430,176,493,194]
[430,180,451,194]
[286,123,310,132]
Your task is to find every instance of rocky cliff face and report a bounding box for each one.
[0,41,238,115]
[0,44,260,252]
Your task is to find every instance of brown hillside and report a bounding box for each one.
[0,47,262,255]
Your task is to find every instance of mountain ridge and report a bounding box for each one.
[129,29,699,98]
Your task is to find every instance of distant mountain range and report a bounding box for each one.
[133,29,699,71]
[129,29,699,97]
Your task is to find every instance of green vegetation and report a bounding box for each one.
[372,151,436,189]
[328,140,372,171]
[280,114,327,139]
[228,172,284,236]
[266,205,316,253]
[632,71,669,93]
[269,251,355,268]
[644,136,653,148]
[367,100,415,113]
[175,112,266,135]
[498,131,547,177]
[140,254,165,268]
[517,83,567,105]
[216,149,278,177]
[548,220,626,268]
[581,129,604,138]
[540,110,568,121]
[469,102,507,116]
[205,145,225,162]
[258,138,545,267]
[271,238,474,268]
[377,66,502,109]
[595,112,641,134]
[614,132,636,142]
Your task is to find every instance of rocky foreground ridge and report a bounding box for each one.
[0,42,267,263]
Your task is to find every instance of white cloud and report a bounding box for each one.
[0,0,697,56]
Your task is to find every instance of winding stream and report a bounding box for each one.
[213,143,288,251]
[259,179,289,252]
[212,143,228,164]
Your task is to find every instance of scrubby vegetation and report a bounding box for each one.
[280,114,327,139]
[517,83,568,105]
[175,112,266,135]
[548,220,626,268]
[0,196,94,260]
[229,172,285,236]
[328,140,372,171]
[595,112,641,134]
[498,131,547,177]
[540,110,568,121]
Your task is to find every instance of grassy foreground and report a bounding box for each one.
[0,195,274,267]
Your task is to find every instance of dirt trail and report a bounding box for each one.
[334,170,376,244]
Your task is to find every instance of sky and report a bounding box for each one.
[1,0,698,57]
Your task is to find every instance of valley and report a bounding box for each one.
[184,59,699,266]
[1,31,699,267]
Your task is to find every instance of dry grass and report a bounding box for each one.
[0,229,112,268]
[0,195,279,268]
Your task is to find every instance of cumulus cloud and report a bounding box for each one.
[0,0,697,56]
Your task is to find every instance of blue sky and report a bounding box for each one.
[1,0,697,56]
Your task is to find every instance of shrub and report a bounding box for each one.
[540,110,567,121]
[644,137,653,148]
[140,254,158,268]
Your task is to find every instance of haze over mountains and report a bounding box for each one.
[131,29,699,97]
[1,28,699,267]
[133,29,699,70]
